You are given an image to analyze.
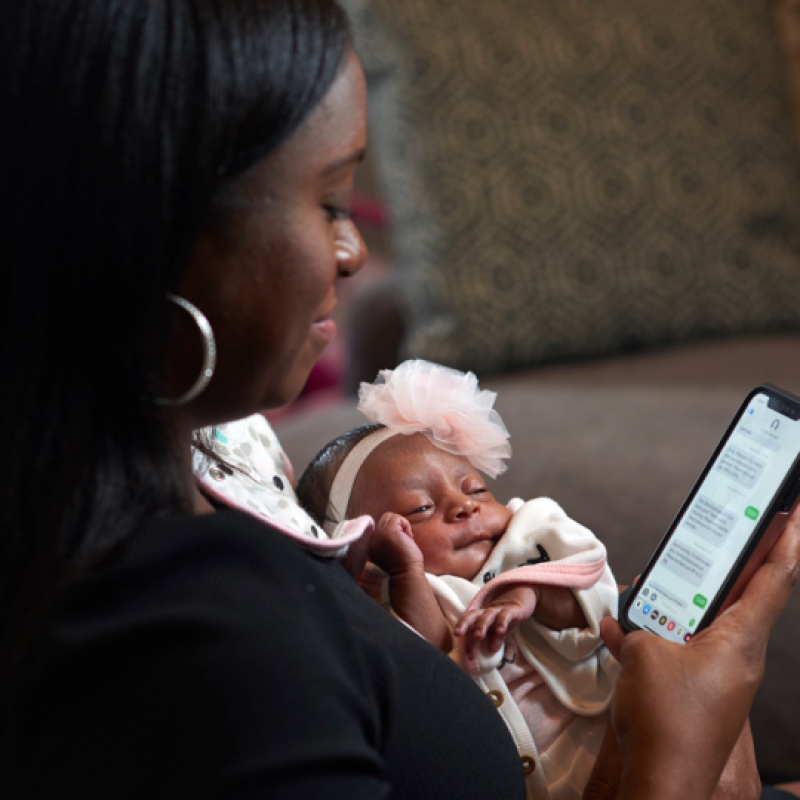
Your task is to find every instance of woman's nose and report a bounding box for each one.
[336,220,368,278]
[446,497,478,522]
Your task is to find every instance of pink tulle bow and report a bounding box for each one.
[357,360,511,478]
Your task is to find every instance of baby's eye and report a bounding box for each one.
[469,487,489,495]
[407,504,432,516]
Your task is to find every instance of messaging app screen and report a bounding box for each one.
[628,392,800,641]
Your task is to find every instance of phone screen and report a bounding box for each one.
[625,390,800,642]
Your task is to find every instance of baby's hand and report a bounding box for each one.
[368,512,425,575]
[454,585,538,660]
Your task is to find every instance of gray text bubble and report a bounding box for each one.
[663,541,712,588]
[683,495,737,548]
[715,445,765,490]
[738,423,780,453]
[649,581,687,609]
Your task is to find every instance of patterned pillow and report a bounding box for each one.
[341,0,800,374]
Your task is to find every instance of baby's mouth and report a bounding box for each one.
[462,528,493,547]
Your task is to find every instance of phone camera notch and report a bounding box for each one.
[767,397,800,420]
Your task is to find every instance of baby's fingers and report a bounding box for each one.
[456,608,497,660]
[454,608,484,637]
[485,607,524,652]
[396,515,414,539]
[475,608,503,639]
[470,608,505,658]
[378,512,414,539]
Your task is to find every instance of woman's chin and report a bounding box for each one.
[266,352,326,410]
[263,381,307,412]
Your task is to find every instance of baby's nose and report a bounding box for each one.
[450,498,478,520]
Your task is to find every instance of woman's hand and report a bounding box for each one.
[587,507,800,800]
[583,719,759,800]
[710,722,760,800]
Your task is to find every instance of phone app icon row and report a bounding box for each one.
[637,599,692,641]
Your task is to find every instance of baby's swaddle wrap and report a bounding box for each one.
[386,497,619,800]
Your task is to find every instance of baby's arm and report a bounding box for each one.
[534,585,589,630]
[455,583,589,660]
[369,513,452,653]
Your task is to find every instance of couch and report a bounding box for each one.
[275,0,800,781]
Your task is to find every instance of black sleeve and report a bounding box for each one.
[7,513,393,799]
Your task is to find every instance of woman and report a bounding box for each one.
[0,1,798,797]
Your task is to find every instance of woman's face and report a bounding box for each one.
[171,50,368,426]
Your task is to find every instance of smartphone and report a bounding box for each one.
[621,384,800,642]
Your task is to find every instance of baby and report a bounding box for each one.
[297,360,619,800]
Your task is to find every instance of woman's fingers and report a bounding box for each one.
[599,616,625,661]
[722,509,800,645]
[608,506,800,665]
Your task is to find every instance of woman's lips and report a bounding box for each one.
[312,317,337,345]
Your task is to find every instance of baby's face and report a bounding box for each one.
[349,434,513,579]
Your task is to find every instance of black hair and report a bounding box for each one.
[296,424,385,528]
[0,0,350,676]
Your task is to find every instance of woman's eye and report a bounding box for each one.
[324,206,353,222]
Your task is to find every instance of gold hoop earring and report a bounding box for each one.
[155,294,217,406]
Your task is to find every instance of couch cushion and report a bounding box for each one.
[342,0,800,375]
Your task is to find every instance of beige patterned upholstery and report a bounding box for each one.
[342,0,800,375]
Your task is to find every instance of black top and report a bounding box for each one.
[4,510,525,799]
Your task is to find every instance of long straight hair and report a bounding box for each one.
[0,0,350,674]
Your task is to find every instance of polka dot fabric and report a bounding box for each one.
[193,415,372,558]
